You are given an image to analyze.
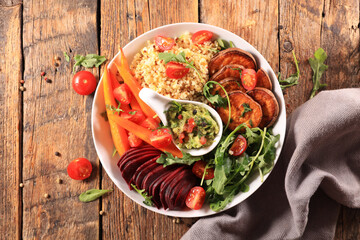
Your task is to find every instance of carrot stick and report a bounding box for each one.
[103,65,130,156]
[108,113,183,158]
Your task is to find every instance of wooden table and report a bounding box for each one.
[1,0,359,239]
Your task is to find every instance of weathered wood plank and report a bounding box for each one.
[200,0,279,74]
[100,1,197,239]
[0,5,22,240]
[22,1,100,239]
[0,0,22,7]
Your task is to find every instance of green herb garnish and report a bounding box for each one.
[79,189,113,202]
[278,50,300,89]
[241,103,252,117]
[112,147,117,157]
[128,111,137,115]
[106,103,123,114]
[158,51,202,79]
[308,48,328,98]
[157,151,202,167]
[217,39,235,50]
[73,54,107,73]
[63,51,70,62]
[131,184,154,206]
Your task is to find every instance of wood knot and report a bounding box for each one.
[283,41,293,52]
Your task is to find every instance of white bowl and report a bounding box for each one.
[91,22,286,218]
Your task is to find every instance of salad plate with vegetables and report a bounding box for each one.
[91,23,286,217]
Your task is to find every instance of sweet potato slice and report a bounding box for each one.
[217,90,263,130]
[209,64,244,82]
[247,87,279,128]
[256,68,272,90]
[209,48,257,75]
[210,77,246,96]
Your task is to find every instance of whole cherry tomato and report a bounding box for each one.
[229,135,247,156]
[192,160,214,180]
[155,35,175,51]
[192,30,213,44]
[165,62,190,79]
[185,186,206,210]
[72,71,97,95]
[67,158,92,180]
[241,69,257,91]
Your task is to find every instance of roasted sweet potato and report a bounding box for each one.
[210,77,246,96]
[209,64,244,82]
[247,87,279,128]
[256,68,272,90]
[217,90,263,130]
[209,48,257,75]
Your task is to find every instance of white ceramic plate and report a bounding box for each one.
[91,23,286,218]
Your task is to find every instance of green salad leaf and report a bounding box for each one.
[156,151,202,167]
[278,50,300,89]
[217,39,235,50]
[73,53,107,73]
[79,189,113,202]
[131,184,154,206]
[309,48,328,98]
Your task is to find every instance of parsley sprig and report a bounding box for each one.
[158,51,202,79]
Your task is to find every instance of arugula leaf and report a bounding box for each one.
[79,189,113,202]
[240,103,252,117]
[309,48,328,98]
[63,51,70,62]
[217,39,235,50]
[278,50,300,89]
[131,184,153,206]
[158,52,177,64]
[156,151,202,167]
[73,54,107,73]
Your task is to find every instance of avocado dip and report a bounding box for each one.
[165,101,219,149]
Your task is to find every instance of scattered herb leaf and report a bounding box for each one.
[217,39,235,50]
[106,103,123,114]
[128,111,137,115]
[63,51,70,62]
[241,103,252,117]
[131,184,154,206]
[73,54,107,73]
[308,48,328,98]
[278,50,300,89]
[79,189,113,202]
[231,67,243,78]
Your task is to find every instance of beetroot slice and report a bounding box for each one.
[167,171,195,210]
[119,151,160,172]
[160,167,188,210]
[129,157,158,188]
[134,158,160,189]
[159,166,186,210]
[121,153,161,185]
[165,170,191,210]
[149,170,174,208]
[141,164,176,193]
[174,175,198,210]
[117,144,158,167]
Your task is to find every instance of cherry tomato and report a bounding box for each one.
[177,114,183,120]
[149,128,173,148]
[200,136,207,145]
[192,160,214,180]
[241,69,257,91]
[128,132,143,147]
[72,71,97,95]
[191,30,213,44]
[67,158,92,180]
[179,132,186,144]
[113,84,132,104]
[155,35,175,51]
[121,109,146,124]
[186,118,196,133]
[165,62,190,79]
[229,135,247,156]
[185,186,206,210]
[140,117,159,130]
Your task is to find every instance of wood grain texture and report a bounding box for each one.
[0,5,22,240]
[0,0,22,7]
[22,1,100,239]
[100,1,198,239]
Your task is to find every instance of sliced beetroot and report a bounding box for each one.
[129,157,158,188]
[133,158,160,189]
[161,168,188,210]
[141,164,176,193]
[174,175,198,210]
[119,151,160,172]
[150,170,175,208]
[121,153,161,185]
[167,171,193,210]
[117,144,158,167]
[159,166,186,210]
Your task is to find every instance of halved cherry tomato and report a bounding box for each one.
[67,158,92,180]
[200,136,207,145]
[186,118,196,133]
[165,62,190,79]
[121,109,146,124]
[191,30,213,45]
[149,128,172,148]
[113,84,132,104]
[128,132,143,147]
[179,132,185,144]
[155,35,175,51]
[72,71,97,95]
[192,160,214,180]
[229,135,247,156]
[140,117,159,130]
[241,69,257,91]
[185,186,206,210]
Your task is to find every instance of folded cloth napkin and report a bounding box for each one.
[182,89,360,240]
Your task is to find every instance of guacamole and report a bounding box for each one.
[165,101,219,149]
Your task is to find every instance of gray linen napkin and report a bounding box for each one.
[182,89,360,240]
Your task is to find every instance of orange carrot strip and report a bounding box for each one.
[103,65,130,155]
[108,113,183,158]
